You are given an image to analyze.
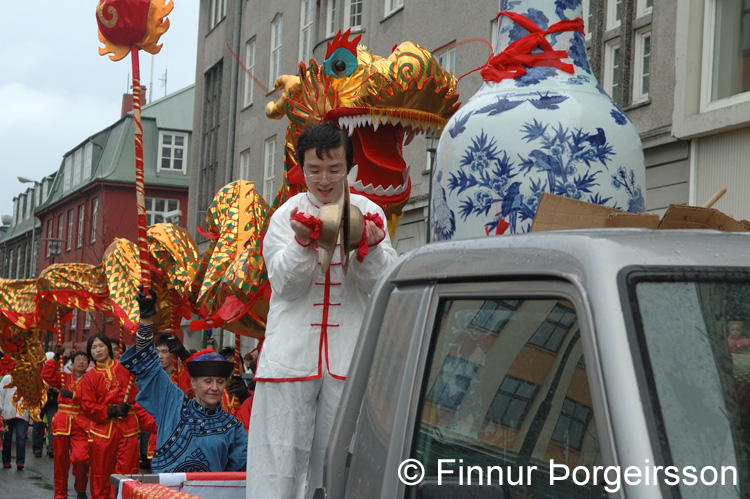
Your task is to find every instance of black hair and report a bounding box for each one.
[155,335,171,348]
[296,122,354,172]
[219,347,235,362]
[72,351,88,362]
[86,334,113,362]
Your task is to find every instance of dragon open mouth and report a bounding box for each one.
[333,111,440,211]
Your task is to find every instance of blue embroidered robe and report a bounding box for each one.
[120,344,247,473]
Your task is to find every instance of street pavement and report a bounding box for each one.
[2,438,60,499]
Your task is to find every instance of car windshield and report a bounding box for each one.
[631,271,750,498]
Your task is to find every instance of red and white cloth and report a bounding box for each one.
[116,472,246,499]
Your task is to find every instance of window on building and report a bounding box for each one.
[425,355,481,411]
[385,0,404,16]
[582,0,593,38]
[527,303,577,352]
[209,0,226,30]
[7,249,12,279]
[57,214,64,254]
[145,198,180,226]
[90,198,98,244]
[425,132,437,173]
[606,0,622,30]
[345,0,363,31]
[77,204,85,248]
[26,193,32,219]
[64,156,72,192]
[85,312,91,329]
[485,376,539,429]
[199,62,222,221]
[436,47,456,76]
[269,16,284,88]
[705,0,750,103]
[158,131,188,173]
[636,0,653,17]
[327,0,338,37]
[73,148,82,187]
[469,299,520,333]
[16,248,22,279]
[71,312,77,332]
[551,396,592,451]
[239,149,251,180]
[299,0,314,62]
[633,29,652,103]
[83,142,93,180]
[243,39,256,107]
[67,209,74,251]
[46,219,52,257]
[263,138,277,200]
[603,40,621,100]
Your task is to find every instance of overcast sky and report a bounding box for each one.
[0,2,199,219]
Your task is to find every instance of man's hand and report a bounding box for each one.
[227,377,250,403]
[60,389,74,400]
[166,337,190,362]
[53,344,65,362]
[136,285,158,319]
[364,219,385,247]
[290,207,314,246]
[116,402,131,418]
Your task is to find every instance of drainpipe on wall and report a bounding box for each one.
[225,0,243,186]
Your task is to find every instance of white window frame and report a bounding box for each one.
[63,156,72,192]
[209,0,226,30]
[239,149,251,180]
[157,131,188,173]
[243,39,256,108]
[344,0,363,32]
[46,219,52,257]
[16,248,21,279]
[326,0,338,37]
[90,198,98,244]
[606,0,622,30]
[700,0,750,112]
[385,0,404,17]
[632,29,652,104]
[145,197,180,226]
[83,142,93,180]
[67,209,74,251]
[73,148,82,187]
[603,40,621,99]
[77,204,85,248]
[85,312,91,329]
[269,15,284,88]
[436,48,456,77]
[71,312,77,332]
[263,138,277,201]
[299,0,314,62]
[7,249,12,278]
[57,214,64,254]
[636,0,653,18]
[25,193,32,219]
[582,0,592,39]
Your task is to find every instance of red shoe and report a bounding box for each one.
[2,462,10,469]
[16,463,24,470]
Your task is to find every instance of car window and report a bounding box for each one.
[632,276,750,498]
[409,297,605,497]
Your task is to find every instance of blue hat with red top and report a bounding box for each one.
[185,349,234,378]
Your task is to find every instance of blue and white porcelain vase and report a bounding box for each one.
[430,0,646,241]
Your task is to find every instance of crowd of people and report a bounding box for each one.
[0,123,397,499]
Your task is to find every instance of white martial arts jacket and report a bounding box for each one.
[255,192,398,381]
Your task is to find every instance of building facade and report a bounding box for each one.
[33,85,195,350]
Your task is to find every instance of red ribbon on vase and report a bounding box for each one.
[356,213,385,263]
[481,11,584,83]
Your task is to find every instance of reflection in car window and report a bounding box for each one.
[633,277,750,498]
[410,298,605,498]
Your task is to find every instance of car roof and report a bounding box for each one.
[391,229,750,284]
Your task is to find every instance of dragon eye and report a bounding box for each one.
[323,47,358,79]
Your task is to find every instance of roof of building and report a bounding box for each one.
[37,84,195,214]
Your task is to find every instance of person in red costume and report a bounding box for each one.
[42,348,92,499]
[80,334,148,499]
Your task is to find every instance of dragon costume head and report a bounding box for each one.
[266,30,461,220]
